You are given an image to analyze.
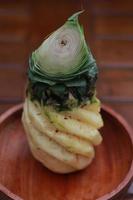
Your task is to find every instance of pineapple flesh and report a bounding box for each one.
[22,97,103,173]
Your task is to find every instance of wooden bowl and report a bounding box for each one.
[0,104,133,200]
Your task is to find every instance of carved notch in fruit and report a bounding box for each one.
[22,11,103,174]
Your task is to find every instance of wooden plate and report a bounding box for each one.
[0,104,133,200]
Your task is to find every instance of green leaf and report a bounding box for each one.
[67,10,84,23]
[28,11,98,110]
[50,84,66,96]
[29,10,96,80]
[65,79,86,87]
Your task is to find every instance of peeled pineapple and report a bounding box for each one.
[22,12,104,173]
[22,97,103,173]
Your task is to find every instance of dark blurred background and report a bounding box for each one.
[0,0,133,128]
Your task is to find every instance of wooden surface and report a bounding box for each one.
[0,0,133,126]
[0,0,133,199]
[0,105,133,200]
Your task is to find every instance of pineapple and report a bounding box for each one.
[22,97,103,173]
[22,11,104,173]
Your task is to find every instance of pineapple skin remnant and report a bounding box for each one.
[22,11,104,173]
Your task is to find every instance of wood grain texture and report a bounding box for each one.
[93,40,133,67]
[90,0,133,15]
[103,103,133,130]
[0,104,16,115]
[93,16,133,38]
[0,66,26,100]
[97,69,133,98]
[0,105,132,200]
[0,0,133,198]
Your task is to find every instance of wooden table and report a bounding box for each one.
[0,0,132,199]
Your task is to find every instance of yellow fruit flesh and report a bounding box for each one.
[22,97,103,172]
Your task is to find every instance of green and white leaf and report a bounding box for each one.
[28,11,98,110]
[29,11,97,82]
